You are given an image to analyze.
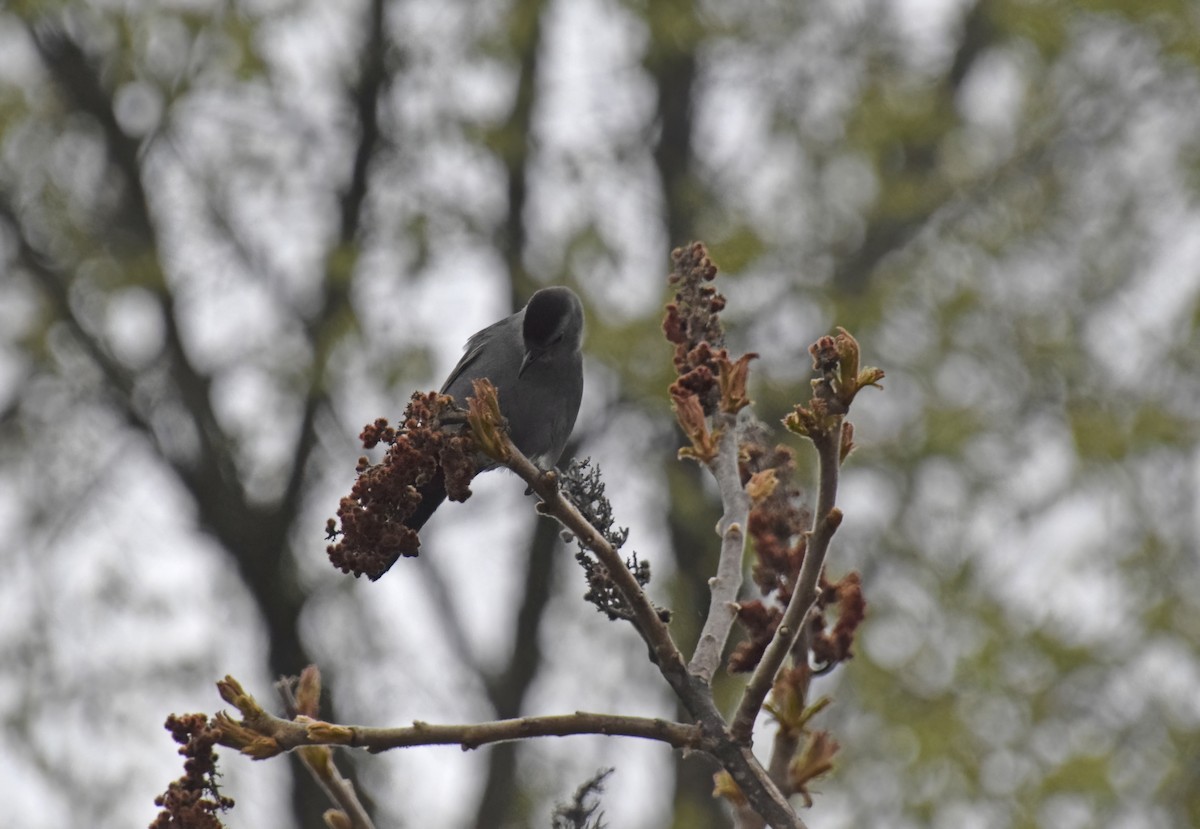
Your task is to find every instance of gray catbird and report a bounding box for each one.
[406,285,585,530]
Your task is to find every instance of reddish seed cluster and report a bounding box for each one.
[728,442,810,673]
[150,713,233,829]
[743,444,809,601]
[326,391,477,580]
[727,441,865,674]
[727,598,782,673]
[662,242,729,414]
[809,571,866,668]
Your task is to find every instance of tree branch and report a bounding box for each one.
[339,0,386,241]
[491,430,694,692]
[688,413,749,683]
[216,676,703,755]
[729,427,843,744]
[468,391,806,829]
[297,745,377,829]
[276,671,377,829]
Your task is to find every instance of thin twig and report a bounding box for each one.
[302,754,377,829]
[221,699,703,755]
[276,678,377,829]
[688,414,749,683]
[729,425,844,744]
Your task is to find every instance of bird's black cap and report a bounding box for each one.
[523,287,578,346]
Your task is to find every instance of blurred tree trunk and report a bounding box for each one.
[17,1,392,824]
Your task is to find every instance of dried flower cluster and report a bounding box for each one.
[729,531,865,677]
[743,442,811,599]
[662,242,757,463]
[559,458,668,623]
[662,242,726,413]
[150,713,233,829]
[575,550,664,623]
[809,570,866,670]
[326,391,477,579]
[727,440,810,673]
[558,458,629,551]
[551,767,614,829]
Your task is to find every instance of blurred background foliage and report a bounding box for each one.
[1,0,1198,827]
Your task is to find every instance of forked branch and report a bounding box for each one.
[467,380,805,829]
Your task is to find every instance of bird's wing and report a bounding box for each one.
[439,316,512,396]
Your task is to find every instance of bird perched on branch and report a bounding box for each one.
[406,285,585,530]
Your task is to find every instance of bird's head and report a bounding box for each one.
[519,286,584,377]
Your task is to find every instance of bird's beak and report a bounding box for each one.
[518,348,540,378]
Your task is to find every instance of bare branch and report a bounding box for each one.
[688,413,749,682]
[299,748,376,829]
[340,0,387,241]
[216,676,703,755]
